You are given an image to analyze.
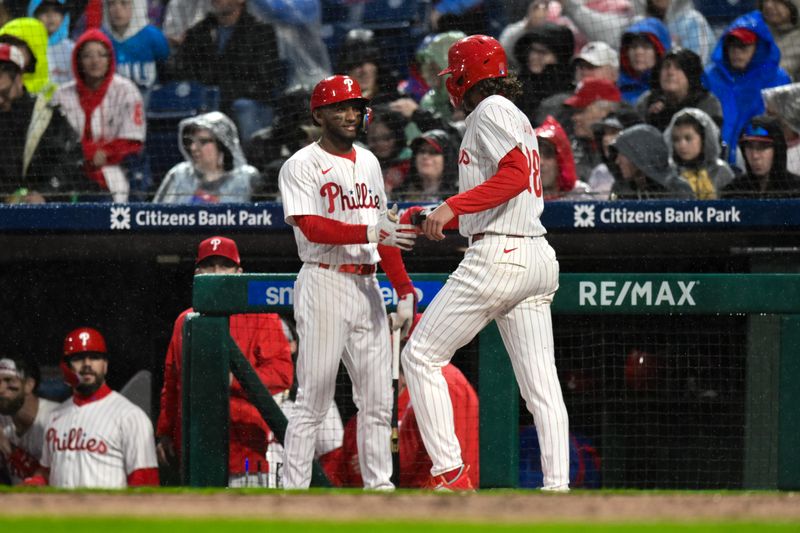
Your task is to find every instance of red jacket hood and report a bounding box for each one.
[536,115,578,195]
[72,28,116,94]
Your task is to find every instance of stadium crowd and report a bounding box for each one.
[0,0,798,203]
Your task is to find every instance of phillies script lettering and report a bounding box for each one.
[46,427,109,454]
[320,182,381,214]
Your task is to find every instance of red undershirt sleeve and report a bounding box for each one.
[377,244,414,297]
[127,467,160,486]
[294,215,368,245]
[445,147,529,215]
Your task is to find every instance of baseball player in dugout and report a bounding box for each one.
[25,327,159,488]
[156,236,294,487]
[0,358,59,485]
[401,35,571,491]
[278,75,418,490]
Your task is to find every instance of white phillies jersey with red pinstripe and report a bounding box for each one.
[52,74,146,143]
[279,142,385,265]
[457,94,546,238]
[40,391,157,488]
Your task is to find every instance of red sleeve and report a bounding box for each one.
[340,416,362,487]
[101,139,144,165]
[82,140,143,167]
[445,365,480,487]
[294,215,368,245]
[377,245,414,298]
[229,314,294,397]
[156,312,186,439]
[127,467,160,486]
[445,147,529,215]
[318,447,344,487]
[399,406,431,488]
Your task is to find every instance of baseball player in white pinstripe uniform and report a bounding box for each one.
[29,327,159,488]
[278,75,417,490]
[401,35,570,491]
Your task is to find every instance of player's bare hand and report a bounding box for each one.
[422,203,455,241]
[156,436,176,466]
[368,204,418,250]
[92,149,108,168]
[389,98,419,119]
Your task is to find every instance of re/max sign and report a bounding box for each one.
[578,281,697,307]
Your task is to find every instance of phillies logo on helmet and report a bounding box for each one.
[210,238,222,251]
[79,331,91,349]
[344,78,354,90]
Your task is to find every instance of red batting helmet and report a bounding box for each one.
[310,75,368,112]
[62,327,107,387]
[438,34,508,109]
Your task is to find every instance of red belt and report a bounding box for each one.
[471,233,528,242]
[318,263,377,275]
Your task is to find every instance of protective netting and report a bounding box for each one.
[4,0,797,204]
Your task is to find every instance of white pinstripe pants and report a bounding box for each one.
[283,263,394,489]
[402,235,570,489]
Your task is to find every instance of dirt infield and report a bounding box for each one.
[2,492,799,523]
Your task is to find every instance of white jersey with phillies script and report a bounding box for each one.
[279,142,385,265]
[457,94,546,238]
[40,391,157,488]
[52,74,146,143]
[0,398,60,484]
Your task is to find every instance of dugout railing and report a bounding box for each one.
[182,273,800,490]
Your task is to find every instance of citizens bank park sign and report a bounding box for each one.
[0,200,797,232]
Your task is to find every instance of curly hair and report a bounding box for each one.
[471,72,523,102]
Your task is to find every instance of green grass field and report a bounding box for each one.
[1,518,799,533]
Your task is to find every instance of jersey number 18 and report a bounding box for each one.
[525,148,542,198]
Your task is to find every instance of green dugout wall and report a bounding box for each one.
[184,273,800,489]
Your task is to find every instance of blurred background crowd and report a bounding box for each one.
[1,0,799,204]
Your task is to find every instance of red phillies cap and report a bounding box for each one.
[196,236,240,265]
[0,43,26,71]
[564,78,622,108]
[727,28,757,45]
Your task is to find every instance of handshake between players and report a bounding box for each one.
[370,203,455,252]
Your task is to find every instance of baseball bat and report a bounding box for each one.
[410,211,427,226]
[390,327,401,487]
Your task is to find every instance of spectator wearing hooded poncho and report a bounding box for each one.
[28,0,73,86]
[609,123,694,199]
[723,115,800,198]
[103,0,169,92]
[617,16,671,104]
[762,83,800,175]
[153,111,259,204]
[535,115,592,200]
[703,11,791,165]
[413,31,466,123]
[664,107,734,199]
[588,108,643,198]
[635,48,722,133]
[513,23,576,121]
[0,17,56,98]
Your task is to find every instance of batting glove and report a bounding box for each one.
[367,204,417,251]
[389,292,416,338]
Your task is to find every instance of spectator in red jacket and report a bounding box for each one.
[155,235,294,487]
